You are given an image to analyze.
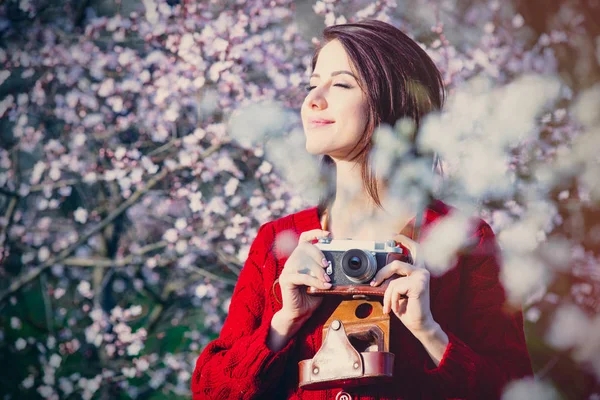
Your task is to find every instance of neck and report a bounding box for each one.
[323,159,401,240]
[332,159,380,211]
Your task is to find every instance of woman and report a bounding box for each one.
[191,19,532,399]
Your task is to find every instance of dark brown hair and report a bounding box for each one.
[313,19,445,215]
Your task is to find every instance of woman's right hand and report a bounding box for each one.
[277,229,333,324]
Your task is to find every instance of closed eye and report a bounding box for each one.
[304,83,352,92]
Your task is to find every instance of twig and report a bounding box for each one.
[146,138,180,158]
[29,178,80,193]
[1,196,18,238]
[0,141,225,304]
[62,254,168,268]
[214,248,242,276]
[146,281,178,334]
[185,264,237,287]
[535,354,561,379]
[1,174,20,264]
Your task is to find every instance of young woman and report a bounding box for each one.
[191,19,533,399]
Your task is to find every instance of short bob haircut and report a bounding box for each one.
[313,19,445,215]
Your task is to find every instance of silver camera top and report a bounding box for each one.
[316,237,404,254]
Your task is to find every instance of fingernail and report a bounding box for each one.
[323,282,332,288]
[324,274,331,282]
[321,258,328,267]
[370,280,376,286]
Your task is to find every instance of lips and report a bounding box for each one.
[308,119,335,128]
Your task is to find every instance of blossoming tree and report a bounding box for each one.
[0,0,598,398]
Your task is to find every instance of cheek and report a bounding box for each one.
[349,101,369,131]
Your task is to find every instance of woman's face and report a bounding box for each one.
[301,39,369,161]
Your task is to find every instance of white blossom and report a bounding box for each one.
[545,303,591,350]
[74,207,88,224]
[420,213,472,275]
[224,177,239,197]
[228,101,292,148]
[49,354,62,368]
[22,375,34,389]
[37,385,54,399]
[77,280,93,298]
[175,218,187,230]
[571,83,600,128]
[502,377,559,400]
[15,338,27,350]
[11,317,22,329]
[127,341,142,356]
[500,255,551,305]
[275,230,299,259]
[38,246,50,262]
[163,228,178,243]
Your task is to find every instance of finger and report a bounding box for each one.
[383,284,394,314]
[285,272,332,290]
[297,241,331,271]
[393,233,419,261]
[370,260,417,286]
[386,279,408,314]
[389,273,428,299]
[390,284,408,314]
[296,263,331,283]
[382,282,408,314]
[299,229,330,243]
[382,284,392,314]
[396,297,408,315]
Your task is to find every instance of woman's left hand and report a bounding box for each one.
[370,234,436,335]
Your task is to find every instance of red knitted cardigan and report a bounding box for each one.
[191,200,533,399]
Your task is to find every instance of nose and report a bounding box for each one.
[307,86,327,110]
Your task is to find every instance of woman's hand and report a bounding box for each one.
[277,229,333,324]
[370,234,436,335]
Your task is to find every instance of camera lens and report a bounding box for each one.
[348,256,362,270]
[341,249,377,283]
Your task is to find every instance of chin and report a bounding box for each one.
[305,143,325,156]
[304,137,329,155]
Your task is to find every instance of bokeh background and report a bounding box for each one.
[1,0,599,399]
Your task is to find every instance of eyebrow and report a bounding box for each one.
[310,70,357,80]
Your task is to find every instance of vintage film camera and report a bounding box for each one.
[317,237,411,287]
[300,238,413,390]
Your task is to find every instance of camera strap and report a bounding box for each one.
[413,208,424,242]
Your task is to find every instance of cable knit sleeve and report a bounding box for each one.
[191,222,298,399]
[422,221,533,399]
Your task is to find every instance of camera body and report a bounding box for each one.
[315,237,410,287]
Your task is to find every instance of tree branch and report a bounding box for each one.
[0,187,20,198]
[185,264,237,287]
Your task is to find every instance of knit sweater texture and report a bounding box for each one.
[191,200,533,399]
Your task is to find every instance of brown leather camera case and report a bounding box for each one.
[298,300,395,390]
